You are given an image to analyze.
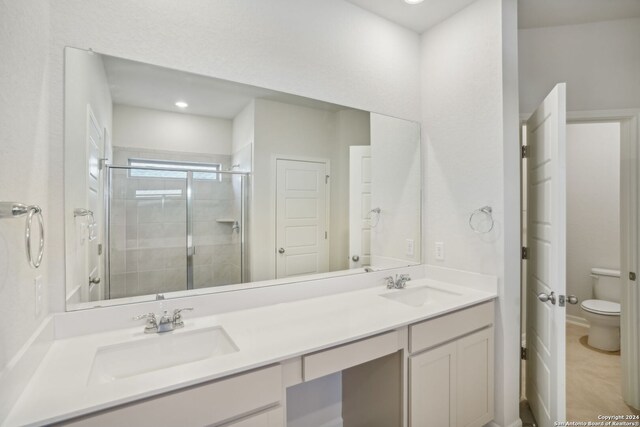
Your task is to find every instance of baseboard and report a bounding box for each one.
[485,419,523,427]
[319,417,343,427]
[566,314,589,328]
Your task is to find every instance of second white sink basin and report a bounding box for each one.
[381,285,462,307]
[88,326,238,385]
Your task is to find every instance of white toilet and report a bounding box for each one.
[580,268,621,351]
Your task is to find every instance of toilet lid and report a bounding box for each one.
[581,299,620,315]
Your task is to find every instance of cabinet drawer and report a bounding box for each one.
[303,331,400,381]
[61,365,282,427]
[221,406,284,427]
[409,302,494,354]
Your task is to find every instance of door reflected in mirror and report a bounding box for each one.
[64,47,421,310]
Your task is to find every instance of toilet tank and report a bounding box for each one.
[591,268,621,303]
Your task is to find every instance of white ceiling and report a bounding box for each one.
[102,55,348,119]
[345,0,640,33]
[345,0,477,33]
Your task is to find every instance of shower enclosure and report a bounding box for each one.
[105,163,248,299]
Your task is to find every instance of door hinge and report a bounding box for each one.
[521,346,527,360]
[325,175,330,184]
[630,272,637,281]
[325,231,328,239]
[98,243,103,256]
[521,146,528,159]
[521,246,528,260]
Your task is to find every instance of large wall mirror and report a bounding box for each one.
[64,47,421,310]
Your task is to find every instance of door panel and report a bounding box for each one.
[86,106,103,302]
[525,83,567,427]
[276,159,328,279]
[349,146,372,268]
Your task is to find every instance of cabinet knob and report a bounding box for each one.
[278,248,285,254]
[352,255,360,262]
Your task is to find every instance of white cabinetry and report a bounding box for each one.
[61,365,283,427]
[409,302,494,427]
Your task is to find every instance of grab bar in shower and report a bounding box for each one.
[0,202,45,269]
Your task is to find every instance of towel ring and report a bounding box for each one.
[26,206,45,268]
[0,202,45,268]
[74,208,97,241]
[368,207,381,228]
[469,206,494,234]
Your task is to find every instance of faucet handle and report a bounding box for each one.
[133,312,156,322]
[384,276,395,289]
[172,307,194,328]
[399,274,411,281]
[133,312,158,333]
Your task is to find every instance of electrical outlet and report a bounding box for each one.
[435,242,445,261]
[406,239,414,257]
[34,275,43,316]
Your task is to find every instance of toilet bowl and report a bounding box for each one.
[580,268,621,352]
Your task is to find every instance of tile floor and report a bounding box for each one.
[520,323,640,425]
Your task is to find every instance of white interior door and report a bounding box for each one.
[525,83,567,427]
[276,159,329,279]
[349,146,372,269]
[86,106,103,301]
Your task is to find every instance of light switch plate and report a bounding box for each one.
[435,242,445,261]
[406,239,414,257]
[34,275,43,316]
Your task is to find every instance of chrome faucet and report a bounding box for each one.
[134,308,194,334]
[384,274,412,289]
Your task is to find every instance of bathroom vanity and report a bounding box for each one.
[3,276,496,427]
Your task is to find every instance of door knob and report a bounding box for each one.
[537,291,556,305]
[89,276,101,285]
[352,255,360,262]
[567,295,579,305]
[278,248,285,254]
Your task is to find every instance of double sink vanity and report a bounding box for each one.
[4,271,497,427]
[1,47,495,427]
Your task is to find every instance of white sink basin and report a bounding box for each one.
[88,326,238,385]
[380,285,462,307]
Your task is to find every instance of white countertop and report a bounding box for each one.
[4,278,496,427]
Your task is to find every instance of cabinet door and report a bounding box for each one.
[456,327,494,427]
[409,341,457,427]
[222,406,284,427]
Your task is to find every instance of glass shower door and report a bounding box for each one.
[191,171,244,288]
[107,166,187,298]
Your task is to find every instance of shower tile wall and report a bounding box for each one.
[109,146,242,298]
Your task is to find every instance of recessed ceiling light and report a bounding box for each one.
[404,0,424,4]
[175,101,188,108]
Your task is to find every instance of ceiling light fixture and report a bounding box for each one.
[175,101,188,108]
[404,0,424,4]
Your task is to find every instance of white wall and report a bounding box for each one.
[335,109,371,270]
[519,18,640,115]
[232,101,255,156]
[48,0,422,314]
[567,122,620,320]
[0,0,50,373]
[421,0,520,426]
[370,113,421,267]
[251,99,352,280]
[112,104,232,155]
